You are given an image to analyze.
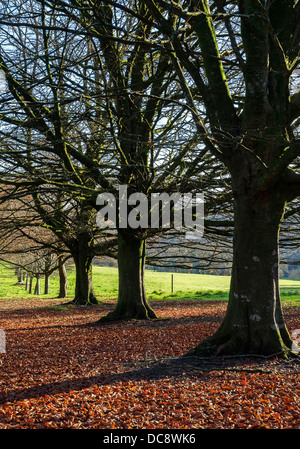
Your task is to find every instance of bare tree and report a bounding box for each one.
[141,0,300,356]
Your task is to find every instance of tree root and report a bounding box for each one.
[185,334,299,359]
[66,296,102,306]
[95,306,157,323]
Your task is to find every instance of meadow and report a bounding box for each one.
[0,262,300,305]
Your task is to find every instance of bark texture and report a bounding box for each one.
[98,233,157,321]
[70,235,99,305]
[57,257,68,298]
[188,176,297,356]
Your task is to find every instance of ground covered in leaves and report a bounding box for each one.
[0,297,299,429]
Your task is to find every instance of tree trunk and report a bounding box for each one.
[71,252,98,305]
[57,257,68,298]
[34,276,40,295]
[25,273,29,290]
[188,185,298,357]
[16,267,23,284]
[29,276,33,294]
[44,273,50,295]
[99,233,157,321]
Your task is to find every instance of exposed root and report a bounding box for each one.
[66,296,102,306]
[96,306,157,323]
[185,335,298,359]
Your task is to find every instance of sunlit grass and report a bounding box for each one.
[0,263,299,306]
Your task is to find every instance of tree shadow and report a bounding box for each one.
[1,298,225,331]
[0,356,212,405]
[2,354,298,406]
[4,313,223,332]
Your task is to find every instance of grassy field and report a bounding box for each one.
[0,263,300,305]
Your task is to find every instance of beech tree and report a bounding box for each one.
[31,188,112,304]
[140,0,300,356]
[0,174,116,304]
[45,0,229,321]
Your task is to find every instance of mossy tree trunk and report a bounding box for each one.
[99,233,157,321]
[44,273,50,295]
[188,179,296,356]
[143,0,300,356]
[57,256,68,298]
[73,254,97,304]
[70,234,98,305]
[29,276,33,294]
[34,275,40,295]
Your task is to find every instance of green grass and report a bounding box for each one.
[0,263,300,306]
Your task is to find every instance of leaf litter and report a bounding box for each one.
[0,298,299,429]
